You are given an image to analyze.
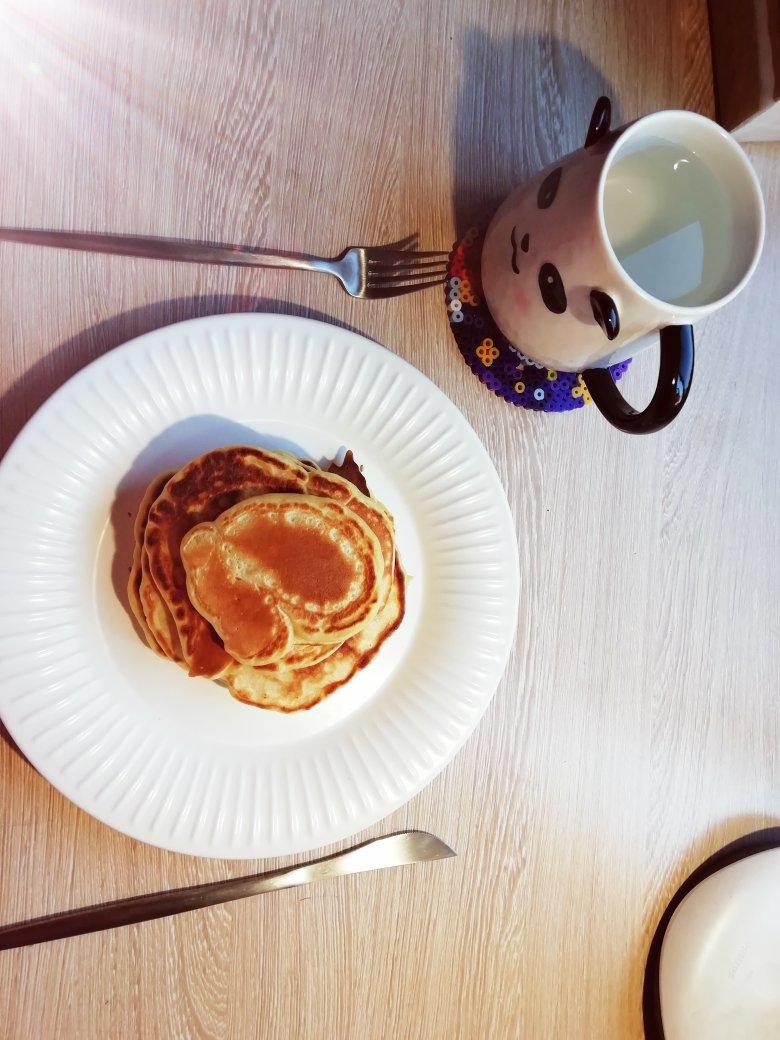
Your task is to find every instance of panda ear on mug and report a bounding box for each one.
[584,96,611,148]
[590,289,620,340]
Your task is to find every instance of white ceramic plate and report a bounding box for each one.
[0,314,519,858]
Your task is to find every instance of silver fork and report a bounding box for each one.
[0,228,450,299]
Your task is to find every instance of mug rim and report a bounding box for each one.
[596,109,766,318]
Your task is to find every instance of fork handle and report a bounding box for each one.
[0,227,335,273]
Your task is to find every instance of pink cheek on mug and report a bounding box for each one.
[512,289,530,314]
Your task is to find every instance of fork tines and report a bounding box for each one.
[365,249,450,297]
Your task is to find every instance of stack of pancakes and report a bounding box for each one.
[127,446,404,712]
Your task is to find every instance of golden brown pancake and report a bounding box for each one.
[127,471,174,656]
[180,494,384,666]
[225,560,405,712]
[134,507,325,670]
[144,446,396,678]
[139,544,184,662]
[129,467,345,671]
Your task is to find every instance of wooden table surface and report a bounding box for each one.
[1,2,778,1037]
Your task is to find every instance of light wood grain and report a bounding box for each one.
[1,2,777,1038]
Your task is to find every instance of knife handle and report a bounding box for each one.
[0,870,290,950]
[0,831,453,950]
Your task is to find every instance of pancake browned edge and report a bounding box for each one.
[127,471,174,656]
[139,541,184,662]
[129,472,185,663]
[144,447,396,679]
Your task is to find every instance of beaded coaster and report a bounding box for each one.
[446,228,631,412]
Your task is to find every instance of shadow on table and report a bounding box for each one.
[0,294,363,464]
[452,29,619,238]
[0,721,31,769]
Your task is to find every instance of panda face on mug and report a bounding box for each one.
[480,97,633,372]
[511,168,567,315]
[505,164,620,345]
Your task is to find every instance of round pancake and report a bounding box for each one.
[180,494,385,666]
[130,466,345,671]
[144,446,396,678]
[225,560,405,712]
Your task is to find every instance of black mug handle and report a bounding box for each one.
[581,325,695,434]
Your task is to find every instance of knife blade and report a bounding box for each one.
[0,830,454,951]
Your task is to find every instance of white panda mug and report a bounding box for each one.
[481,98,765,433]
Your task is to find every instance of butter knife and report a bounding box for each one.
[0,830,454,951]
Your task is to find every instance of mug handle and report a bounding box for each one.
[581,325,695,434]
